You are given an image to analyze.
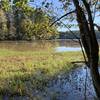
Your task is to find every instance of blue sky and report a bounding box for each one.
[28,0,100,31]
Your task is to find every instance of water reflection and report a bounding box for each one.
[0,40,80,51]
[0,40,99,52]
[55,46,81,52]
[42,66,96,100]
[3,66,98,100]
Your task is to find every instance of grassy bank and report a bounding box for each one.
[0,49,83,97]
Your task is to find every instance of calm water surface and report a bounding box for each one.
[55,47,82,52]
[43,66,97,100]
[0,40,87,52]
[0,40,99,52]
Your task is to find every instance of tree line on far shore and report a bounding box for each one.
[59,30,100,39]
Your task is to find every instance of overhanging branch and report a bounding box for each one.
[93,0,98,22]
[94,23,100,31]
[50,10,76,26]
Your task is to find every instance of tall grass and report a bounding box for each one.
[0,48,83,96]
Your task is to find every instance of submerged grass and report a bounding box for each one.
[0,48,84,96]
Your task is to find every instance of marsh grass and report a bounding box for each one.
[0,48,84,97]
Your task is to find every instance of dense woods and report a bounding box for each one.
[0,0,58,40]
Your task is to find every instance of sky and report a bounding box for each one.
[28,0,100,32]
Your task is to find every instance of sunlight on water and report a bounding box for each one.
[55,46,81,52]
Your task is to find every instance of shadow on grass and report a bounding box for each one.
[0,63,76,100]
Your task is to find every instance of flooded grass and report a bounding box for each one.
[0,41,99,99]
[0,47,84,98]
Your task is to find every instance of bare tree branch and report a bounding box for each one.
[50,10,76,26]
[93,0,99,22]
[94,23,100,31]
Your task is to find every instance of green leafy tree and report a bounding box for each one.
[20,7,58,40]
[0,0,11,12]
[33,8,58,39]
[0,9,8,40]
[13,0,34,40]
[33,23,58,40]
[0,0,16,40]
[20,18,35,40]
[0,0,58,40]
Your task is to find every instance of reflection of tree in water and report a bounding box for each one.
[45,66,97,100]
[0,40,100,51]
[0,41,60,51]
[58,39,79,47]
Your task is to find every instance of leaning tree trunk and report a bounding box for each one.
[83,1,100,98]
[72,0,100,99]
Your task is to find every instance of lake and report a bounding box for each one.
[0,39,88,52]
[0,39,100,52]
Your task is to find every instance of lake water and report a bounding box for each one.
[0,40,99,52]
[0,40,86,52]
[55,47,82,52]
[41,66,97,100]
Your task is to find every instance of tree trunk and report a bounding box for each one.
[82,1,100,98]
[72,0,100,99]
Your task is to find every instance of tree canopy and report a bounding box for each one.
[0,0,59,40]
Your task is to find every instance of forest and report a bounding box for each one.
[0,0,58,40]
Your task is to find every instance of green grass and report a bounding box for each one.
[0,48,84,96]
